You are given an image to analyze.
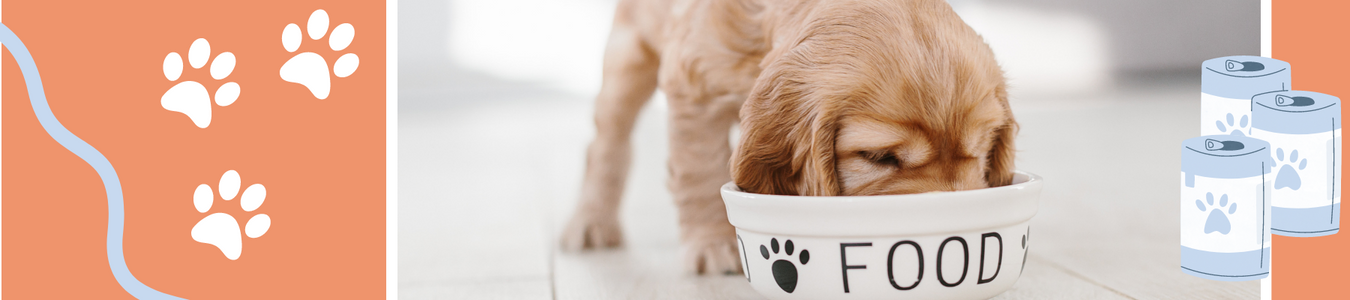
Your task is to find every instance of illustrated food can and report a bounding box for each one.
[1251,91,1342,237]
[1201,56,1291,136]
[1180,134,1273,281]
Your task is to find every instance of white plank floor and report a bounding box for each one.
[398,66,1259,299]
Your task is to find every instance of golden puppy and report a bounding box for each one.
[562,0,1017,275]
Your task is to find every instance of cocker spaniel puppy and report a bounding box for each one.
[562,0,1017,274]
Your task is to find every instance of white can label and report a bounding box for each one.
[1252,128,1342,209]
[1200,93,1254,136]
[1180,173,1271,253]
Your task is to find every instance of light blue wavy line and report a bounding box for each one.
[1,23,184,300]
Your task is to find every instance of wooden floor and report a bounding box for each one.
[397,67,1260,299]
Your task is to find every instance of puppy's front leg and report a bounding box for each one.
[561,26,659,251]
[667,94,743,275]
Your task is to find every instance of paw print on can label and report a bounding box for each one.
[1215,113,1250,136]
[1197,192,1237,235]
[191,170,272,260]
[280,9,360,100]
[760,238,810,293]
[1274,147,1308,190]
[161,38,241,128]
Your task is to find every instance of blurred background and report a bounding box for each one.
[399,0,1260,299]
[401,0,1256,98]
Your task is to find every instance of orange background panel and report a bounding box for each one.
[2,1,385,299]
[1272,0,1350,298]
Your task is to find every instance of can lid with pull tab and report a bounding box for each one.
[1252,90,1342,134]
[1182,134,1274,183]
[1202,55,1292,99]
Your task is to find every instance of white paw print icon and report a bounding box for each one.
[161,38,240,128]
[281,9,359,100]
[191,170,272,260]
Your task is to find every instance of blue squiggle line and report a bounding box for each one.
[0,23,184,300]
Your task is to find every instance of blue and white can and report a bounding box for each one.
[1251,91,1342,237]
[1180,134,1273,281]
[1201,56,1291,136]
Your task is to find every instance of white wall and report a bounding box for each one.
[994,0,1259,73]
[399,0,1258,96]
[399,0,454,68]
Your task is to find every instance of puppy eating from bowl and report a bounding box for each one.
[561,0,1018,275]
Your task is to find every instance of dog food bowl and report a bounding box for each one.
[721,171,1043,299]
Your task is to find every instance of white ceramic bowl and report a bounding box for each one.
[721,171,1043,300]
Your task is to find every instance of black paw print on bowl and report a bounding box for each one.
[761,238,809,293]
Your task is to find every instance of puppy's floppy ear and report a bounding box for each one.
[986,86,1018,187]
[731,57,842,196]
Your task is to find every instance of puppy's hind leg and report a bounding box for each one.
[561,26,659,251]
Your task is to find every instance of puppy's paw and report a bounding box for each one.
[682,225,743,275]
[560,211,624,251]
